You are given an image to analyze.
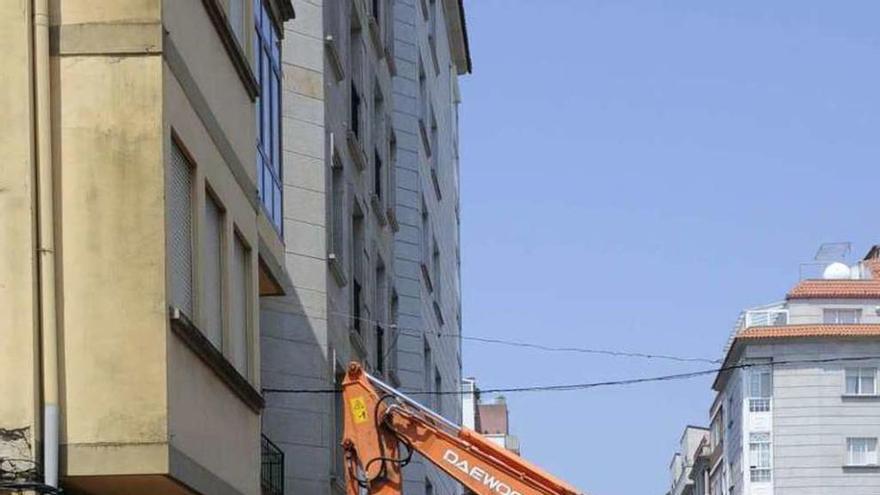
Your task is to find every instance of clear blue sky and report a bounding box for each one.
[458,2,880,494]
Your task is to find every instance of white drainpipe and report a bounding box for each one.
[33,0,60,488]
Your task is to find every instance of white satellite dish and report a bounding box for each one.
[823,262,851,280]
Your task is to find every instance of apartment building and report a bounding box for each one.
[703,246,880,495]
[0,1,293,494]
[391,0,471,494]
[260,0,469,494]
[260,0,398,493]
[666,427,709,495]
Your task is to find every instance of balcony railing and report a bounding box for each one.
[261,434,284,495]
[744,309,788,328]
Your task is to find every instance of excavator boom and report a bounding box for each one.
[341,362,584,495]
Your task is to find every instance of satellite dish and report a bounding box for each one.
[823,262,851,280]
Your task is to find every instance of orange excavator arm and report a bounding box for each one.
[341,362,584,495]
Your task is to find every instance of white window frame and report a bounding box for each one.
[823,308,861,324]
[748,367,772,412]
[847,437,879,467]
[749,432,772,482]
[845,367,878,396]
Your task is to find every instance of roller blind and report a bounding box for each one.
[169,143,194,317]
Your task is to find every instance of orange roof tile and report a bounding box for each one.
[787,279,880,299]
[739,324,880,339]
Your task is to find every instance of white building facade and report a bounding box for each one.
[708,251,880,495]
[390,0,470,494]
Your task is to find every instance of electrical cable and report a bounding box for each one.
[262,355,880,396]
[299,306,721,364]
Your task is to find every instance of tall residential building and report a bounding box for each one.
[261,0,469,494]
[666,426,709,495]
[392,0,471,493]
[707,245,880,495]
[0,1,293,494]
[261,0,398,493]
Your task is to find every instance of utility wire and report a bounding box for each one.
[262,355,880,395]
[305,307,720,364]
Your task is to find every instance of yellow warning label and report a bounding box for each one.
[350,397,368,424]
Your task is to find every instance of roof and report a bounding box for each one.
[713,323,880,390]
[787,260,880,299]
[738,324,880,339]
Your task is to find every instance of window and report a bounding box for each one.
[374,150,383,200]
[203,191,225,348]
[350,83,362,140]
[230,232,251,378]
[350,20,364,140]
[846,367,877,396]
[710,407,724,449]
[330,160,346,266]
[374,261,386,373]
[425,479,433,495]
[254,0,282,230]
[432,242,441,302]
[824,308,861,324]
[421,199,431,286]
[749,367,772,412]
[848,438,878,466]
[749,432,772,482]
[423,339,432,405]
[169,141,194,317]
[433,368,442,413]
[388,290,399,375]
[352,208,365,333]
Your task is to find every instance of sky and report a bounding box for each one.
[457,2,880,494]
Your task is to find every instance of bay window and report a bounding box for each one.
[254,0,282,231]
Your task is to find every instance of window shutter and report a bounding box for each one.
[230,234,250,377]
[169,143,194,317]
[203,193,224,348]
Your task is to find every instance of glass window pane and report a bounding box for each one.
[864,374,876,395]
[262,49,271,157]
[271,73,280,172]
[847,373,860,394]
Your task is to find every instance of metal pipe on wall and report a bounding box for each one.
[33,0,59,488]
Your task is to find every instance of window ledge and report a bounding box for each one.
[371,194,387,226]
[346,129,368,171]
[328,253,348,287]
[418,119,432,158]
[169,307,264,412]
[433,300,444,326]
[842,394,880,401]
[420,262,433,293]
[430,167,442,200]
[325,35,345,82]
[843,464,880,471]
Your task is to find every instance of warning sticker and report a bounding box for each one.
[350,397,368,424]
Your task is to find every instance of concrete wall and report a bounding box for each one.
[391,0,464,493]
[261,0,335,493]
[0,0,40,478]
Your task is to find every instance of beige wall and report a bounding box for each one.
[0,0,40,468]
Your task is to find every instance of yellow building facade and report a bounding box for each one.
[0,1,293,494]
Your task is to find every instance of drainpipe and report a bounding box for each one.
[33,0,59,488]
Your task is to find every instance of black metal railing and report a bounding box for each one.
[261,434,284,495]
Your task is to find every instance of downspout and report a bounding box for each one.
[33,0,59,489]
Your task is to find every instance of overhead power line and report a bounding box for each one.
[262,355,880,396]
[309,307,720,364]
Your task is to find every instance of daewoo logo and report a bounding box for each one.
[442,449,522,495]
